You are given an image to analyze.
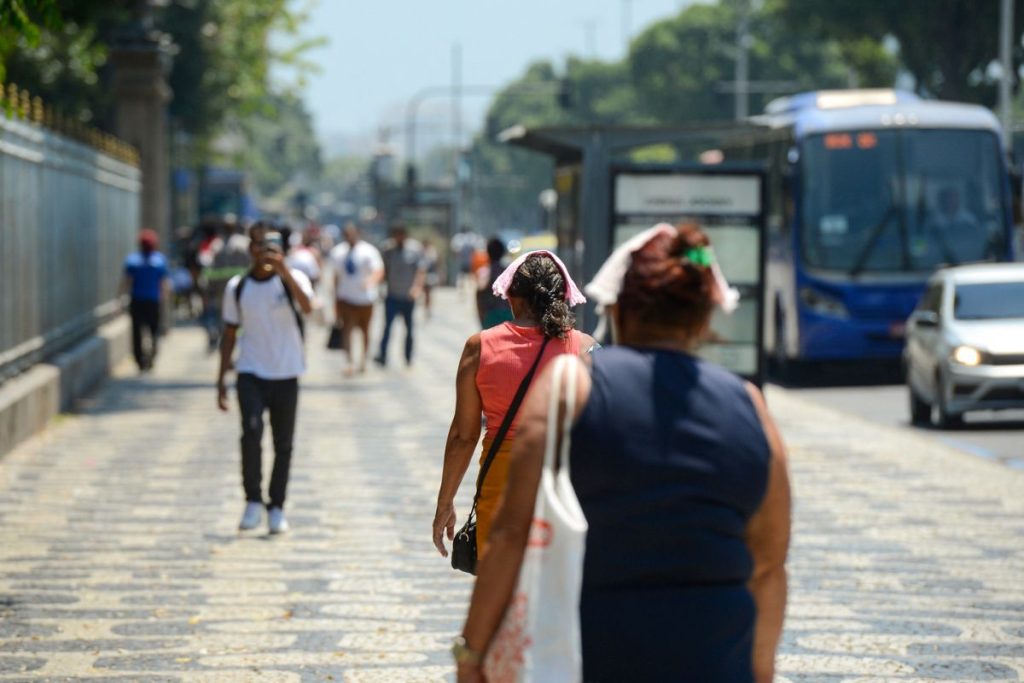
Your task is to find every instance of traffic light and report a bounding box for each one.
[557,79,573,110]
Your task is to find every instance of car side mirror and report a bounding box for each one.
[913,310,939,328]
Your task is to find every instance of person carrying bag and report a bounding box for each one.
[451,337,550,574]
[482,354,588,682]
[433,250,594,574]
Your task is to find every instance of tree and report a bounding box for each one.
[1,0,325,199]
[629,1,895,123]
[0,0,123,122]
[231,92,322,196]
[0,0,60,82]
[466,61,569,234]
[774,0,1024,105]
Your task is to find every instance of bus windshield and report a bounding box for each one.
[801,129,1008,275]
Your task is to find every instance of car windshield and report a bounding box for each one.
[801,129,1008,274]
[953,281,1024,319]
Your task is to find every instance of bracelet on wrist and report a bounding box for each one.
[451,635,482,665]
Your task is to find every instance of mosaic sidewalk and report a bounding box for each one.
[1,288,1022,682]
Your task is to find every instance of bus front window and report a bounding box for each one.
[801,129,1007,274]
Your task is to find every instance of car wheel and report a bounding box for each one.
[908,384,930,425]
[932,371,964,429]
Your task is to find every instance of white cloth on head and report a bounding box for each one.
[583,222,739,313]
[491,249,587,306]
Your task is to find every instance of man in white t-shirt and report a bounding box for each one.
[329,223,384,376]
[216,224,314,535]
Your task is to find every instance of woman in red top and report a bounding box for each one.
[433,251,595,559]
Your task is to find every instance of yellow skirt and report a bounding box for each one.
[476,435,514,557]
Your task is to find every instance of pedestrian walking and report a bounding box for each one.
[287,229,324,290]
[216,224,314,535]
[120,228,170,372]
[329,223,384,376]
[433,250,594,565]
[205,219,250,350]
[422,239,441,318]
[374,222,426,367]
[454,223,791,683]
[475,237,514,329]
[451,225,483,292]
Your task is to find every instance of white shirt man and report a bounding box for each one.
[330,238,384,306]
[216,228,314,535]
[329,226,385,375]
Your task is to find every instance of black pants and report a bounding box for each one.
[130,299,161,369]
[237,373,299,509]
[378,296,415,364]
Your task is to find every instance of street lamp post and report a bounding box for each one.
[999,0,1014,149]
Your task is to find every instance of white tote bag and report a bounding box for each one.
[484,355,588,683]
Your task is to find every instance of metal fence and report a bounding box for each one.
[0,109,141,384]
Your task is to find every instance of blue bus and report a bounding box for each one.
[718,89,1017,367]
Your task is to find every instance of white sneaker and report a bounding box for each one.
[238,502,264,531]
[268,507,289,534]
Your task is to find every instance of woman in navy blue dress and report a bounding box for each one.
[456,223,791,683]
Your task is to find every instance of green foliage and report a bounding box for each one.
[0,0,114,117]
[774,0,1023,105]
[0,0,324,198]
[629,1,889,122]
[230,92,322,196]
[0,0,61,76]
[165,0,324,155]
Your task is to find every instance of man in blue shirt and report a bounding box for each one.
[121,229,169,372]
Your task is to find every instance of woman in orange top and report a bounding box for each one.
[433,251,595,559]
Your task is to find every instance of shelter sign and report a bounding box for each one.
[611,167,766,384]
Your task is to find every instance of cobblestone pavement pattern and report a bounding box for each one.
[1,289,1023,682]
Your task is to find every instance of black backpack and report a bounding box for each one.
[234,273,305,339]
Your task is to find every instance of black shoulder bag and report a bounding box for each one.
[452,336,551,575]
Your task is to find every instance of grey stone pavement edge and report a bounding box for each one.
[1,287,1022,682]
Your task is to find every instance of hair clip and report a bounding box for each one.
[684,246,714,267]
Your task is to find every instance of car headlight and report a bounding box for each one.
[951,345,982,366]
[799,286,849,319]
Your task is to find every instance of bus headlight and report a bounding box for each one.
[951,345,983,366]
[799,286,849,319]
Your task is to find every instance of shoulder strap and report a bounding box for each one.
[278,274,305,339]
[472,335,552,509]
[234,274,249,320]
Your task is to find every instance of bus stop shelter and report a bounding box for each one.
[500,122,769,384]
[499,122,765,285]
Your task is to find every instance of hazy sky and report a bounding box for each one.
[295,0,698,156]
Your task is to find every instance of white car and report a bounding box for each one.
[904,262,1024,428]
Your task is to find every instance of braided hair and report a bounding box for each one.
[507,254,575,339]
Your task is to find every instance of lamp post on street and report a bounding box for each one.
[999,0,1014,149]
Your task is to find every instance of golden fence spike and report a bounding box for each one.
[7,83,20,118]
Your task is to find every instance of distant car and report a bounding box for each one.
[904,263,1024,428]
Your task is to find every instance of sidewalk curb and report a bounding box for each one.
[0,316,131,458]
